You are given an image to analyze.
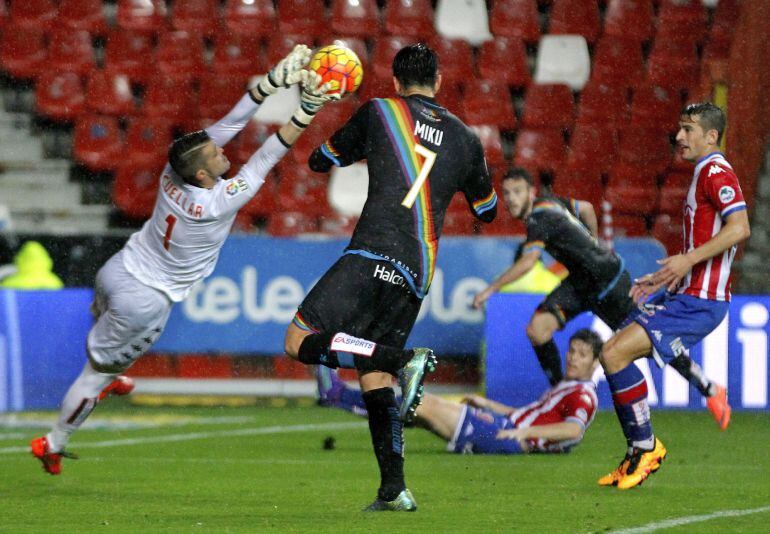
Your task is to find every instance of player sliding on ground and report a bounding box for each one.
[597,103,750,490]
[30,45,340,475]
[316,329,602,454]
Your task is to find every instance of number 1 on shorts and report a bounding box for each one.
[401,144,437,209]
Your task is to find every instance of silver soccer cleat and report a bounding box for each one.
[397,348,437,424]
[363,489,418,512]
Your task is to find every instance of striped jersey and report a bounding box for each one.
[122,93,288,302]
[508,380,598,453]
[677,152,746,301]
[308,95,497,298]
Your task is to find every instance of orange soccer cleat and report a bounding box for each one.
[98,375,135,400]
[597,454,631,486]
[616,438,667,490]
[706,384,731,431]
[30,436,78,475]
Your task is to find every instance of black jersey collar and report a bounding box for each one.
[406,94,444,110]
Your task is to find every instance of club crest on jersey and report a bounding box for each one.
[225,178,249,197]
[708,164,725,177]
[718,185,736,203]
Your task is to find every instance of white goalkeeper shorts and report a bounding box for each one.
[87,250,173,373]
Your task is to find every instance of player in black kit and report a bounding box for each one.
[284,44,496,512]
[473,168,729,425]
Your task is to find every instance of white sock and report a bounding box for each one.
[46,362,116,452]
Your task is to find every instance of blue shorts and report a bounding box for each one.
[448,406,523,455]
[631,293,729,364]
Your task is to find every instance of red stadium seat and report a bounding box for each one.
[9,0,57,30]
[267,211,319,236]
[428,37,474,86]
[647,38,699,92]
[576,79,628,128]
[657,0,707,46]
[522,84,574,131]
[104,30,155,85]
[605,165,659,215]
[591,36,644,90]
[478,209,525,236]
[383,0,435,39]
[143,79,197,130]
[552,168,603,208]
[566,123,618,176]
[658,171,691,215]
[112,163,159,221]
[35,71,86,123]
[371,36,412,80]
[58,0,108,35]
[477,37,531,88]
[513,129,565,174]
[211,34,265,83]
[629,83,682,133]
[652,214,683,254]
[489,0,540,43]
[277,0,328,40]
[197,77,249,122]
[0,25,47,80]
[331,0,381,38]
[358,71,396,103]
[229,121,279,166]
[548,0,600,44]
[124,118,172,170]
[73,115,124,172]
[0,0,7,29]
[156,31,206,84]
[319,213,359,235]
[442,210,476,235]
[171,0,220,37]
[85,71,136,118]
[47,29,96,78]
[462,80,516,130]
[436,80,463,116]
[610,214,648,237]
[264,33,312,66]
[116,0,168,34]
[223,0,276,37]
[276,166,331,217]
[603,0,654,43]
[470,125,507,168]
[616,127,672,176]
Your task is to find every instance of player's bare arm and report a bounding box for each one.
[473,248,541,309]
[461,394,515,415]
[496,422,583,444]
[577,200,599,237]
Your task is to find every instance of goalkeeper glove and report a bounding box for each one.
[291,70,343,128]
[256,44,312,98]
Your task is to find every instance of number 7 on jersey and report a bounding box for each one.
[401,144,437,209]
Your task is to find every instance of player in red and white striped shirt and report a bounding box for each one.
[597,103,751,490]
[317,329,602,454]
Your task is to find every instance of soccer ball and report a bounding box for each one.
[309,44,364,95]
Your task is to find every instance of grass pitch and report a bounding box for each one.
[1,400,768,533]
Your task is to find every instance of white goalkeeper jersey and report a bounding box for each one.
[122,93,288,302]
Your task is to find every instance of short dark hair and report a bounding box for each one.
[168,130,211,182]
[681,102,726,144]
[569,329,603,360]
[392,43,439,89]
[502,167,534,186]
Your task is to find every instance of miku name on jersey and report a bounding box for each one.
[162,175,204,218]
[414,120,443,146]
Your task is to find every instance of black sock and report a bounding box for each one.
[297,332,412,375]
[670,354,714,397]
[363,387,405,501]
[533,340,563,386]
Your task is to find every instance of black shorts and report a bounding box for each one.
[537,270,634,330]
[296,254,423,349]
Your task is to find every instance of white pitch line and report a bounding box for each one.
[0,421,367,455]
[608,505,770,534]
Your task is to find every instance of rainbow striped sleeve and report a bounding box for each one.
[472,190,498,215]
[320,141,342,166]
[522,240,545,255]
[373,98,438,296]
[292,312,318,333]
[531,200,562,214]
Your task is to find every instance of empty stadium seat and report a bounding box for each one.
[73,115,124,172]
[211,34,265,82]
[143,79,197,129]
[224,0,276,37]
[156,31,206,84]
[383,0,435,39]
[657,0,707,46]
[605,173,658,215]
[267,211,319,236]
[477,37,530,88]
[124,118,172,170]
[469,125,506,168]
[47,29,96,78]
[171,0,220,37]
[330,0,381,38]
[603,0,654,43]
[534,35,590,90]
[462,80,516,130]
[371,36,412,79]
[429,37,475,86]
[35,71,86,123]
[566,123,618,176]
[112,163,159,221]
[513,129,566,174]
[441,210,476,235]
[629,83,682,132]
[58,0,108,35]
[591,36,644,90]
[548,0,600,44]
[616,127,672,176]
[576,79,628,128]
[85,71,136,118]
[104,29,155,85]
[434,0,492,46]
[652,214,683,254]
[197,77,249,122]
[552,168,603,208]
[610,214,648,237]
[658,171,691,215]
[231,120,279,166]
[521,84,574,130]
[277,0,328,40]
[9,0,57,30]
[489,0,540,43]
[276,166,331,217]
[0,26,47,80]
[265,33,311,66]
[116,0,169,34]
[358,71,397,104]
[647,38,700,92]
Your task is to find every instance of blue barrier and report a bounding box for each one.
[485,294,770,411]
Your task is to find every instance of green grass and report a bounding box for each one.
[1,401,768,533]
